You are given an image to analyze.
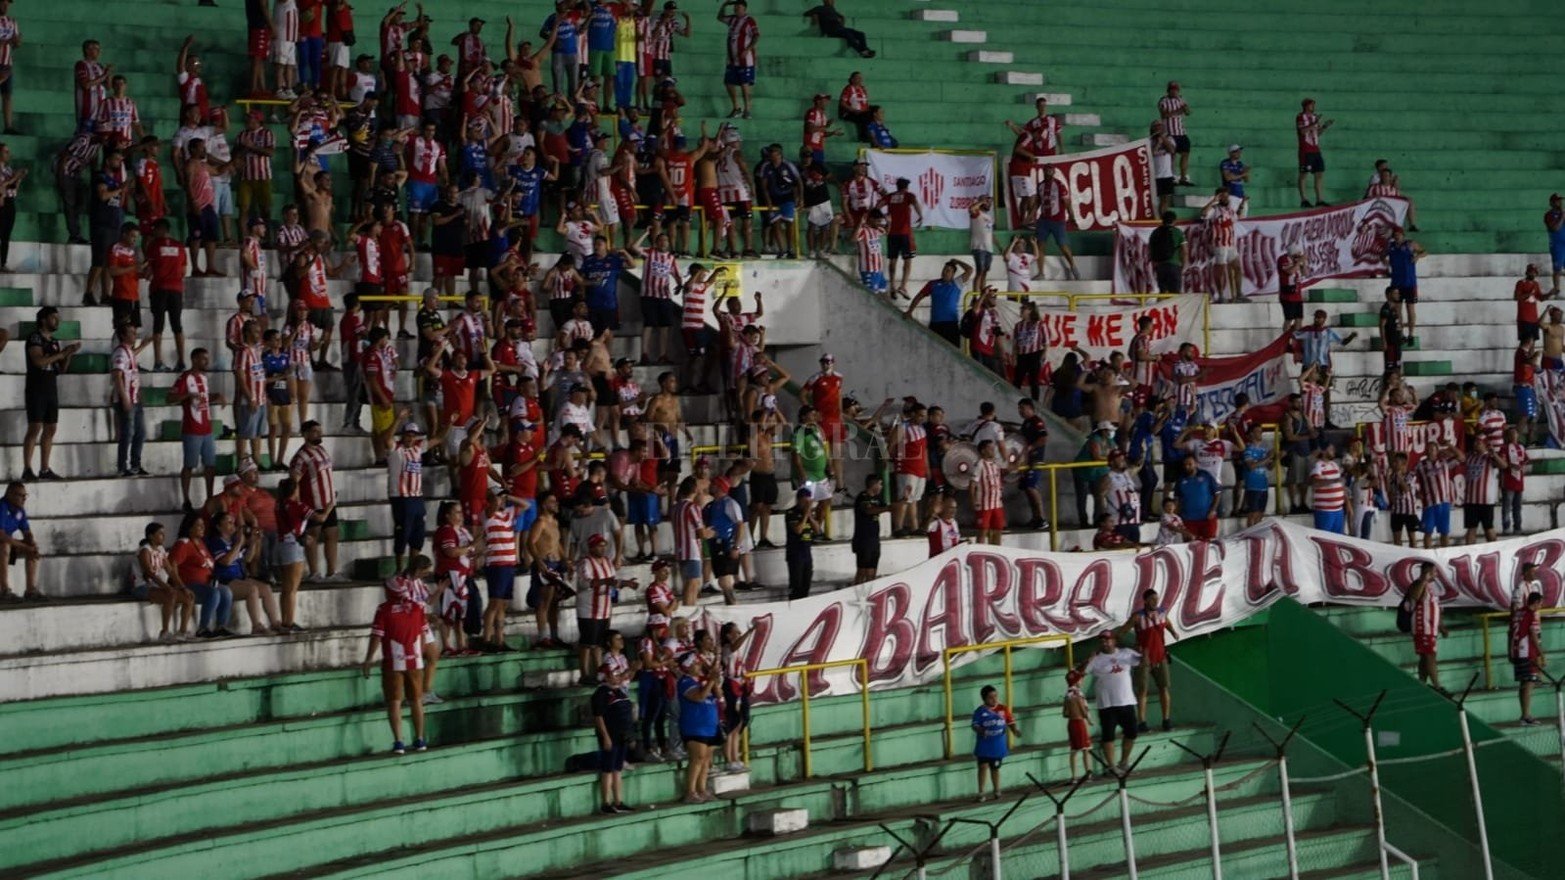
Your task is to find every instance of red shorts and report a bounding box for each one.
[1413,636,1437,656]
[1067,718,1091,751]
[977,507,1006,531]
[696,186,728,233]
[611,181,637,226]
[433,253,464,279]
[384,271,410,296]
[1186,517,1218,541]
[249,28,272,60]
[820,419,846,443]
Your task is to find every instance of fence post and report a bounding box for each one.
[1028,771,1091,880]
[1335,692,1390,880]
[1452,675,1495,880]
[1254,717,1305,880]
[1172,732,1231,880]
[1092,747,1150,880]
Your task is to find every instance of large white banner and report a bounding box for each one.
[987,293,1208,365]
[1156,332,1293,424]
[1537,370,1565,449]
[864,148,995,230]
[1008,138,1156,231]
[1112,197,1411,297]
[691,520,1560,704]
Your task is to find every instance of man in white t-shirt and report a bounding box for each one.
[1083,630,1141,773]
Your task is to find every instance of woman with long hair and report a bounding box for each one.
[208,511,282,634]
[131,521,195,641]
[169,516,234,638]
[274,477,328,631]
[677,629,724,803]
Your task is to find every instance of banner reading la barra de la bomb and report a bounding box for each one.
[863,148,994,229]
[985,293,1208,365]
[1112,197,1411,296]
[690,520,1565,705]
[1007,139,1156,231]
[1154,332,1293,424]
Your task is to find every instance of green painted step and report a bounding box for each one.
[1371,336,1418,351]
[1308,288,1359,304]
[1533,457,1565,475]
[19,320,79,340]
[0,287,33,307]
[1338,313,1381,328]
[158,420,225,441]
[351,556,398,581]
[1403,360,1454,377]
[64,352,107,373]
[338,519,371,541]
[142,386,168,406]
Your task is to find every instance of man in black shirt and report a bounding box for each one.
[1147,210,1186,293]
[23,307,78,481]
[429,183,466,295]
[851,473,889,584]
[785,488,821,600]
[590,631,638,814]
[803,0,874,58]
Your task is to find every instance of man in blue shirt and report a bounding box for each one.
[1239,424,1273,528]
[904,258,972,345]
[703,477,743,605]
[1172,455,1219,541]
[0,481,41,600]
[506,147,556,261]
[585,1,620,102]
[1291,309,1357,373]
[1219,144,1248,215]
[1385,227,1425,343]
[756,145,801,259]
[1546,193,1565,295]
[541,0,580,97]
[579,236,638,334]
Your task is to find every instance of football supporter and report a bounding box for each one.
[1296,97,1333,207]
[1385,227,1426,341]
[1308,444,1347,535]
[480,489,525,651]
[577,532,634,682]
[1147,210,1186,294]
[1082,631,1141,774]
[1462,443,1504,545]
[106,222,143,332]
[887,401,929,537]
[851,474,888,584]
[1405,562,1447,692]
[290,420,345,582]
[432,499,478,655]
[1500,426,1529,535]
[110,320,149,478]
[970,438,1007,545]
[388,420,427,572]
[717,0,758,119]
[1158,81,1192,186]
[1126,589,1177,732]
[703,477,743,605]
[170,517,234,639]
[1510,590,1546,725]
[23,307,79,482]
[785,487,820,600]
[1062,670,1093,779]
[1415,443,1457,550]
[971,684,1021,802]
[677,630,725,798]
[1171,454,1218,541]
[718,621,755,772]
[361,557,434,755]
[804,0,873,58]
[143,218,189,372]
[1220,145,1250,217]
[207,511,281,635]
[591,629,638,813]
[1002,234,1039,293]
[131,521,195,640]
[1200,188,1240,303]
[168,349,226,511]
[879,176,923,297]
[0,481,42,602]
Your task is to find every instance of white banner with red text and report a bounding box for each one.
[863,148,995,230]
[1536,370,1565,449]
[1360,418,1466,468]
[984,293,1208,365]
[1112,197,1411,296]
[1007,139,1156,231]
[1154,333,1294,424]
[691,520,1564,705]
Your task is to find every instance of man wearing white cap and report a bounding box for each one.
[388,418,427,572]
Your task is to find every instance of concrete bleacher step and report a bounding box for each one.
[748,809,810,836]
[1401,360,1453,377]
[1062,113,1101,127]
[966,50,1014,63]
[1081,132,1129,146]
[1370,336,1418,351]
[1307,288,1359,303]
[995,70,1044,85]
[833,846,893,871]
[1028,92,1074,106]
[912,9,958,22]
[945,29,988,43]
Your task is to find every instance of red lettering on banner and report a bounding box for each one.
[1069,163,1094,228]
[1311,536,1391,599]
[1112,154,1138,225]
[1514,540,1565,607]
[1134,547,1186,615]
[1238,533,1284,605]
[1449,551,1505,606]
[755,603,843,703]
[1384,556,1432,600]
[1068,558,1114,628]
[1087,162,1111,227]
[1181,540,1227,627]
[915,562,968,671]
[860,583,917,684]
[1015,557,1078,633]
[966,552,1022,643]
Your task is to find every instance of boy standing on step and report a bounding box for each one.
[1062,670,1092,780]
[972,684,1020,802]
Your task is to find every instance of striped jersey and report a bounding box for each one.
[387,444,423,498]
[973,457,1005,512]
[645,581,674,628]
[856,225,885,274]
[236,128,276,181]
[1133,607,1171,663]
[894,420,928,477]
[273,0,299,41]
[1023,114,1060,156]
[484,508,519,567]
[927,517,961,556]
[408,137,445,184]
[672,498,703,560]
[243,237,269,295]
[1296,112,1321,152]
[1301,380,1327,429]
[1365,182,1400,199]
[74,59,107,121]
[290,443,336,510]
[648,14,676,59]
[1157,95,1188,137]
[1013,319,1044,356]
[1463,451,1498,505]
[1414,456,1454,506]
[576,556,618,619]
[642,249,679,299]
[681,280,709,330]
[95,97,140,142]
[1106,471,1140,526]
[843,177,880,211]
[111,343,141,406]
[1387,470,1420,516]
[1411,589,1441,642]
[1381,403,1414,452]
[724,13,758,66]
[1205,204,1236,248]
[236,342,266,404]
[1309,459,1345,512]
[1476,408,1507,450]
[0,17,20,67]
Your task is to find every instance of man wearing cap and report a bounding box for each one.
[1158,81,1192,187]
[22,308,78,482]
[387,417,427,571]
[1220,145,1249,217]
[804,0,873,58]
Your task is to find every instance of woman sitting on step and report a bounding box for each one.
[169,517,235,639]
[130,521,196,643]
[208,511,282,636]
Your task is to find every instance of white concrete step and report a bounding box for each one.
[946,29,987,43]
[966,50,1014,64]
[1028,92,1074,107]
[1080,132,1129,147]
[912,9,958,22]
[1062,113,1101,127]
[710,769,752,796]
[996,70,1044,86]
[748,808,810,835]
[835,847,894,871]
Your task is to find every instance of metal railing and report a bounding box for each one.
[1478,607,1565,690]
[742,657,871,779]
[942,634,1074,758]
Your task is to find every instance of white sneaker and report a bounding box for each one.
[422,692,444,705]
[325,572,351,583]
[725,761,747,773]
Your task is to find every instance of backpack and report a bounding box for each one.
[958,308,977,338]
[1394,596,1413,633]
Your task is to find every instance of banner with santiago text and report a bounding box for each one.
[690,520,1562,705]
[1154,333,1294,425]
[985,293,1208,365]
[1112,197,1411,296]
[863,148,995,230]
[1007,138,1156,231]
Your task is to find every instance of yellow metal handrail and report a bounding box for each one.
[942,634,1074,758]
[1033,460,1108,551]
[742,657,871,778]
[1479,607,1565,690]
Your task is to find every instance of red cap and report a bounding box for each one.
[1066,669,1083,686]
[587,534,608,549]
[712,477,731,494]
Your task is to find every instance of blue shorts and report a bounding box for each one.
[236,403,267,439]
[724,65,755,86]
[187,205,220,245]
[1421,502,1451,536]
[771,200,796,223]
[679,558,703,583]
[628,492,661,526]
[1312,509,1344,534]
[861,270,887,293]
[809,149,825,168]
[1516,385,1538,419]
[1551,243,1565,272]
[1019,468,1042,490]
[971,249,992,274]
[407,180,438,214]
[513,500,539,535]
[1035,219,1068,247]
[485,565,516,601]
[182,433,217,469]
[1244,489,1269,514]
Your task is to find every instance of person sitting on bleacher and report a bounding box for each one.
[0,481,43,602]
[208,511,282,636]
[170,517,235,639]
[131,521,195,642]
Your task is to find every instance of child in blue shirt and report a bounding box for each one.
[972,684,1021,801]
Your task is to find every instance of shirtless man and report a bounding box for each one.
[525,492,569,648]
[693,140,730,257]
[748,401,787,548]
[503,14,556,94]
[1544,306,1565,371]
[583,326,615,449]
[296,148,336,240]
[645,371,692,501]
[740,353,790,434]
[1089,363,1126,430]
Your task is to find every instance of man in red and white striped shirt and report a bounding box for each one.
[1414,443,1456,549]
[1200,188,1240,302]
[74,39,111,128]
[840,160,881,231]
[1462,445,1504,544]
[94,76,143,148]
[1308,446,1346,535]
[670,479,711,605]
[855,208,887,294]
[576,533,627,681]
[1158,81,1192,186]
[1475,393,1508,451]
[481,489,522,650]
[970,439,1007,545]
[387,421,426,571]
[718,0,758,118]
[234,113,276,226]
[1385,451,1421,547]
[1295,98,1333,208]
[231,318,267,466]
[1406,562,1446,688]
[639,235,682,365]
[290,420,344,582]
